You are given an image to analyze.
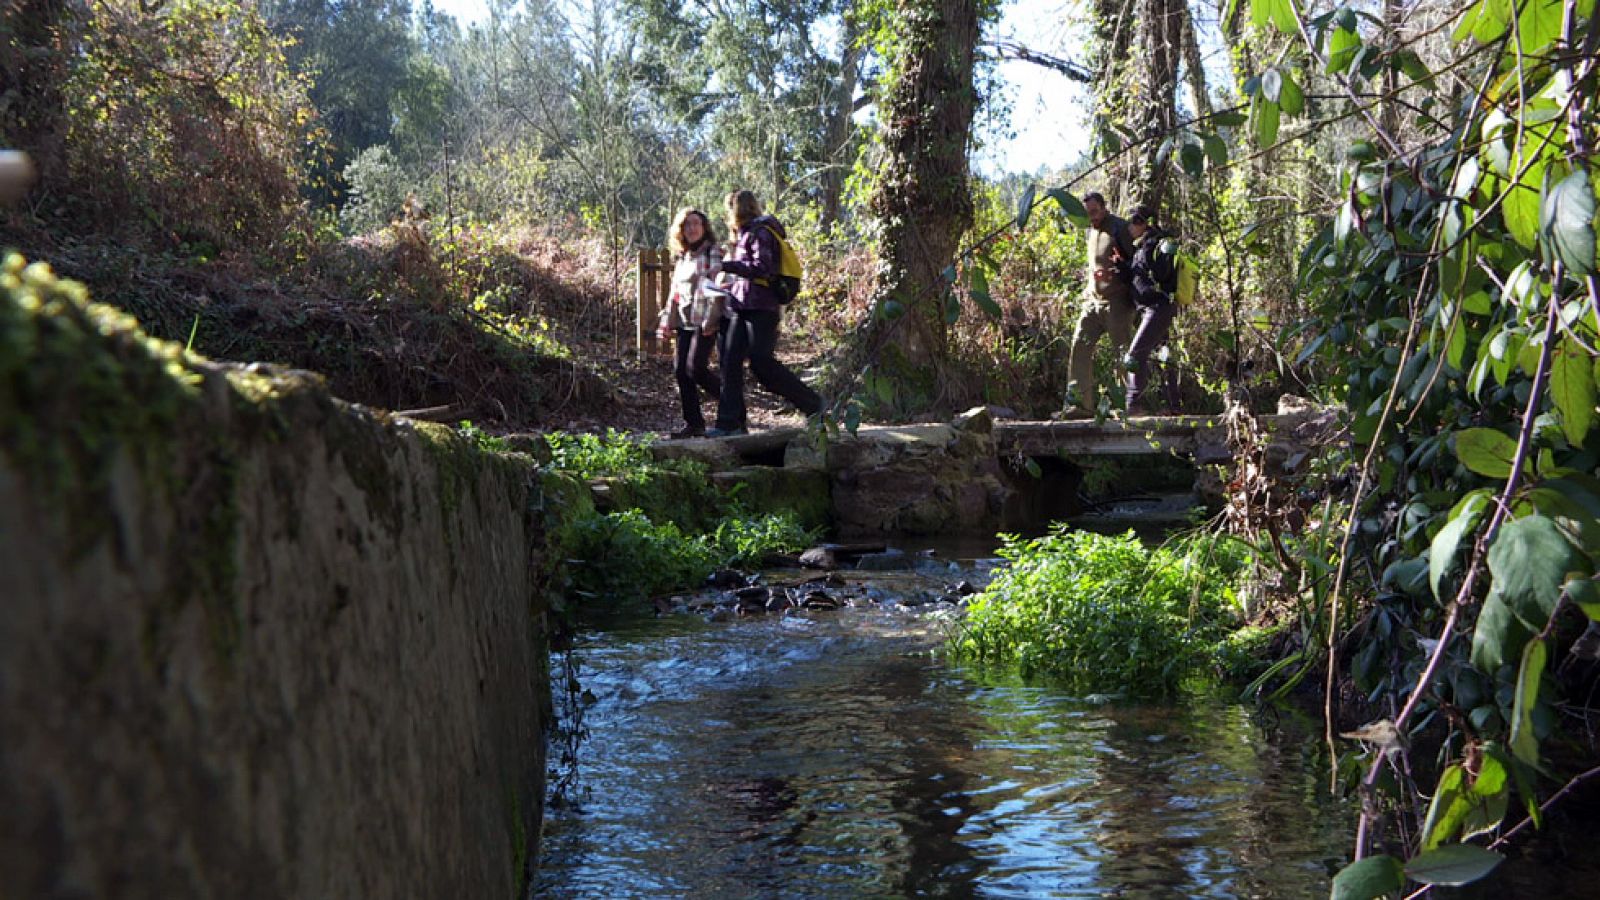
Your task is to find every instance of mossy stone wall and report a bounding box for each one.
[0,257,551,899]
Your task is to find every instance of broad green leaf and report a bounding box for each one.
[1048,188,1089,226]
[1253,94,1280,147]
[1550,337,1597,446]
[970,267,1002,319]
[1327,26,1360,74]
[1203,133,1228,168]
[1280,70,1305,115]
[1179,143,1205,177]
[1539,169,1596,276]
[1405,844,1505,886]
[1269,0,1299,33]
[1454,427,1517,477]
[1431,490,1490,600]
[1488,743,1544,830]
[1419,764,1470,851]
[1510,636,1547,765]
[1504,161,1545,249]
[1209,110,1248,127]
[1471,591,1530,672]
[844,401,861,434]
[1017,184,1037,230]
[1331,855,1405,900]
[1453,0,1511,43]
[1516,0,1564,56]
[1463,290,1491,314]
[878,299,905,320]
[1490,516,1586,632]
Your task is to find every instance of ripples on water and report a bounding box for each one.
[532,580,1361,899]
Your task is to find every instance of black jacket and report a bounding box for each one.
[1127,229,1177,308]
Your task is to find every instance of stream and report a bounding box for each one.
[531,557,1359,898]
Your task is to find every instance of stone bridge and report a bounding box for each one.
[644,409,1330,537]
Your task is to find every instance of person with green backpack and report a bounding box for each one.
[1122,206,1181,414]
[706,189,821,437]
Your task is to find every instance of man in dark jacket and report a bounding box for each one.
[1122,206,1179,414]
[707,190,822,437]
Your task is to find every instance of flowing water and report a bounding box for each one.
[532,566,1356,898]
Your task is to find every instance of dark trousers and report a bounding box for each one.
[674,322,724,429]
[1126,301,1177,411]
[716,308,821,430]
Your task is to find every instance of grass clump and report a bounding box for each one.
[949,527,1249,698]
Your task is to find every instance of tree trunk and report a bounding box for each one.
[858,0,982,413]
[1131,0,1183,215]
[818,17,863,231]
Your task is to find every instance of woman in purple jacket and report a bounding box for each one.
[706,190,822,437]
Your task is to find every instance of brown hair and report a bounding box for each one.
[724,190,762,234]
[668,207,716,256]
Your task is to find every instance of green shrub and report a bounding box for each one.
[566,508,815,602]
[949,527,1248,697]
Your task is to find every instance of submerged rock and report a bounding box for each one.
[854,548,910,571]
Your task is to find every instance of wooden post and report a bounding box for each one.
[636,249,674,357]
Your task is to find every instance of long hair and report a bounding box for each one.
[724,190,761,235]
[668,207,716,256]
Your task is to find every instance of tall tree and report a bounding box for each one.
[854,0,990,410]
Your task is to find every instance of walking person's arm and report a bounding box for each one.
[717,228,777,281]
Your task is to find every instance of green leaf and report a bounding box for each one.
[1568,577,1600,620]
[1279,70,1305,115]
[1510,636,1547,766]
[844,401,861,434]
[1489,515,1585,631]
[1503,155,1546,250]
[1270,0,1299,33]
[1016,184,1037,230]
[1419,764,1470,851]
[1179,143,1205,177]
[1209,110,1248,127]
[1023,457,1043,479]
[1540,169,1596,276]
[1431,490,1490,600]
[878,299,905,320]
[1203,133,1228,168]
[1454,428,1517,478]
[1551,338,1597,446]
[1516,0,1564,55]
[1404,844,1505,886]
[970,267,1001,319]
[1253,94,1280,147]
[1048,188,1089,226]
[1472,591,1531,672]
[1331,855,1405,900]
[940,264,957,284]
[1328,25,1360,74]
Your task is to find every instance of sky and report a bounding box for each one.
[430,0,1099,176]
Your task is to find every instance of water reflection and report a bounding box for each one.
[532,598,1354,898]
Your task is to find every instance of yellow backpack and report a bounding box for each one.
[756,224,803,304]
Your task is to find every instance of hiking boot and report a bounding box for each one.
[705,426,749,438]
[669,426,705,440]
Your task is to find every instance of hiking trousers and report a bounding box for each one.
[715,309,821,431]
[1067,292,1136,412]
[1125,301,1177,412]
[674,320,726,430]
